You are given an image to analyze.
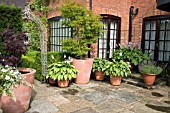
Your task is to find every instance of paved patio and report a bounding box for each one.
[28,77,170,113]
[1,77,170,113]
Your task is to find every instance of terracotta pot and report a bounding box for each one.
[95,71,105,81]
[1,68,36,113]
[57,80,69,88]
[142,73,157,86]
[110,76,122,86]
[49,78,56,85]
[73,58,94,84]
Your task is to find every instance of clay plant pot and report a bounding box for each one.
[1,68,36,113]
[110,76,122,86]
[49,78,56,85]
[57,80,69,88]
[95,71,105,81]
[142,73,157,86]
[73,58,94,84]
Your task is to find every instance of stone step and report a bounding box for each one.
[122,73,167,89]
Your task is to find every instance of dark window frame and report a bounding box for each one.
[48,16,72,52]
[98,14,121,60]
[142,15,170,62]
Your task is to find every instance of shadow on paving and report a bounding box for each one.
[145,104,170,113]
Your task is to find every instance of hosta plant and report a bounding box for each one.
[92,58,110,72]
[104,60,131,77]
[46,61,78,81]
[113,42,150,66]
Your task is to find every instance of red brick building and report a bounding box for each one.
[47,0,170,62]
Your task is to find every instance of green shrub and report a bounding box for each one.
[0,4,23,32]
[19,51,65,81]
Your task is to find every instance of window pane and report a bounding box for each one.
[145,31,150,40]
[159,31,165,40]
[110,21,117,29]
[160,20,166,30]
[150,31,155,40]
[150,41,155,50]
[158,51,163,61]
[165,31,170,40]
[144,41,149,49]
[159,41,164,51]
[145,22,150,30]
[165,41,170,51]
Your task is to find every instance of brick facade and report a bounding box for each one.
[47,0,170,57]
[48,0,170,42]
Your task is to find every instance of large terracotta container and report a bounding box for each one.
[1,68,36,113]
[73,58,94,84]
[110,76,122,86]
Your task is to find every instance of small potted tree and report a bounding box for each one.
[138,60,164,85]
[104,60,131,86]
[46,61,78,88]
[60,0,103,84]
[92,58,109,81]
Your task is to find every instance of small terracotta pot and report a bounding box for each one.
[110,76,122,86]
[57,80,69,88]
[95,71,104,81]
[142,73,157,86]
[49,78,56,85]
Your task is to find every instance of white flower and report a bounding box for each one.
[5,76,10,80]
[119,52,122,56]
[1,69,7,73]
[5,65,9,67]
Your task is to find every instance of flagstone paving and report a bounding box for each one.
[0,78,170,113]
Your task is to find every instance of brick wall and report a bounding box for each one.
[47,0,170,57]
[131,0,170,45]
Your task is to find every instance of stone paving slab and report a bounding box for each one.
[71,107,99,113]
[108,90,141,104]
[26,99,59,113]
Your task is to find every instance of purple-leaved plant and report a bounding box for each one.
[0,27,28,67]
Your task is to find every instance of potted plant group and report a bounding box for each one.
[0,65,35,113]
[60,0,103,84]
[113,42,150,70]
[104,60,131,86]
[92,58,109,80]
[46,61,78,88]
[138,60,164,85]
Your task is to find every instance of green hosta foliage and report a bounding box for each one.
[113,42,150,66]
[60,0,103,59]
[0,4,23,32]
[104,60,131,77]
[92,58,110,72]
[46,61,78,81]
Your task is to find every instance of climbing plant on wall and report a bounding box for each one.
[23,1,48,51]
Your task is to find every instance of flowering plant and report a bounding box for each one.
[113,42,150,66]
[0,65,30,101]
